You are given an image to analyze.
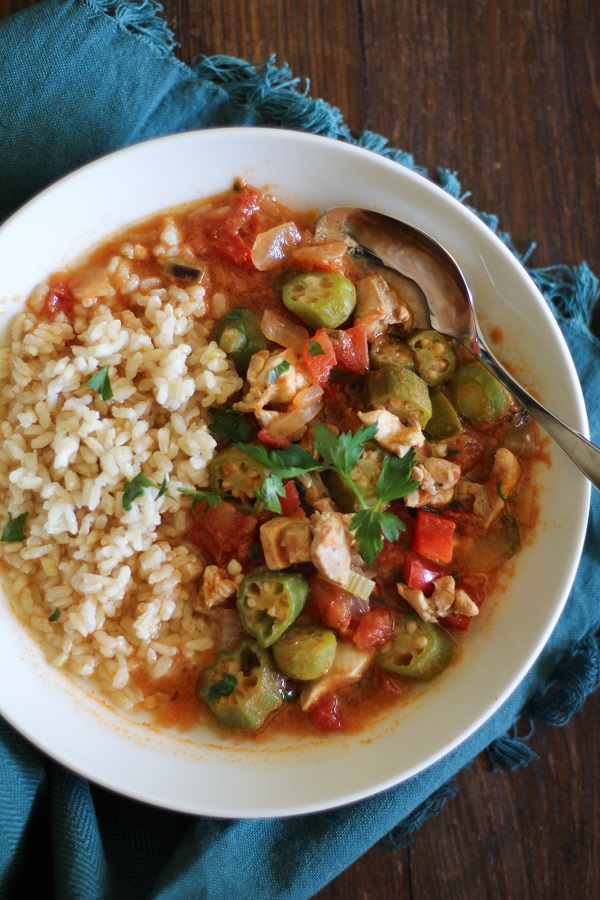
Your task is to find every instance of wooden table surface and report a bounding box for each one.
[2,1,599,898]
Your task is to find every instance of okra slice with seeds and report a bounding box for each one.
[209,446,268,510]
[272,623,337,681]
[199,639,285,730]
[365,365,432,428]
[214,306,270,374]
[237,569,309,648]
[448,363,511,425]
[369,333,415,371]
[407,329,456,387]
[282,271,356,330]
[376,614,456,681]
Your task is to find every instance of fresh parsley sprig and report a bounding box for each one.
[234,421,420,562]
[350,452,420,563]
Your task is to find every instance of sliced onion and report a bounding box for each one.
[291,384,324,409]
[72,267,113,300]
[251,222,302,271]
[261,309,308,352]
[269,399,323,440]
[216,607,245,650]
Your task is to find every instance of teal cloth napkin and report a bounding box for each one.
[1,2,599,898]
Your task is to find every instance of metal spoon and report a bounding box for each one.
[316,206,600,492]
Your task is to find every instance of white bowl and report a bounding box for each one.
[0,128,590,817]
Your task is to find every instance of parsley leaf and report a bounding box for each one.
[375,451,420,503]
[87,365,114,401]
[209,407,252,443]
[206,672,238,700]
[308,340,325,356]
[312,421,378,475]
[178,487,224,510]
[1,511,28,542]
[349,509,384,564]
[48,608,61,622]
[123,473,170,511]
[496,481,507,502]
[266,359,291,385]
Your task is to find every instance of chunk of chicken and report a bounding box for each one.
[196,565,238,610]
[456,447,522,527]
[397,575,478,624]
[234,347,312,428]
[310,508,352,587]
[354,274,413,341]
[259,516,313,570]
[358,409,425,457]
[300,642,375,711]
[404,457,461,508]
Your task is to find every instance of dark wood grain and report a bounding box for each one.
[2,1,599,898]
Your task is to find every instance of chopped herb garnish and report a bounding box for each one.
[1,511,28,543]
[208,407,253,443]
[235,422,420,562]
[48,608,61,622]
[122,473,167,511]
[308,339,325,356]
[266,359,291,385]
[178,487,224,509]
[206,672,237,700]
[87,365,113,401]
[496,482,507,502]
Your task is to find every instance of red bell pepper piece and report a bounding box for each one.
[403,551,447,597]
[302,329,337,385]
[411,509,456,564]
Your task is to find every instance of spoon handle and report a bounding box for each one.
[477,338,600,492]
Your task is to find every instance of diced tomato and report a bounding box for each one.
[189,500,258,565]
[279,480,301,515]
[309,574,356,637]
[403,551,447,597]
[310,693,343,730]
[191,185,262,271]
[302,329,336,385]
[330,324,369,374]
[411,509,456,564]
[45,281,75,319]
[257,427,290,449]
[352,608,394,650]
[375,540,406,577]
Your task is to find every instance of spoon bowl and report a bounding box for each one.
[316,206,600,492]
